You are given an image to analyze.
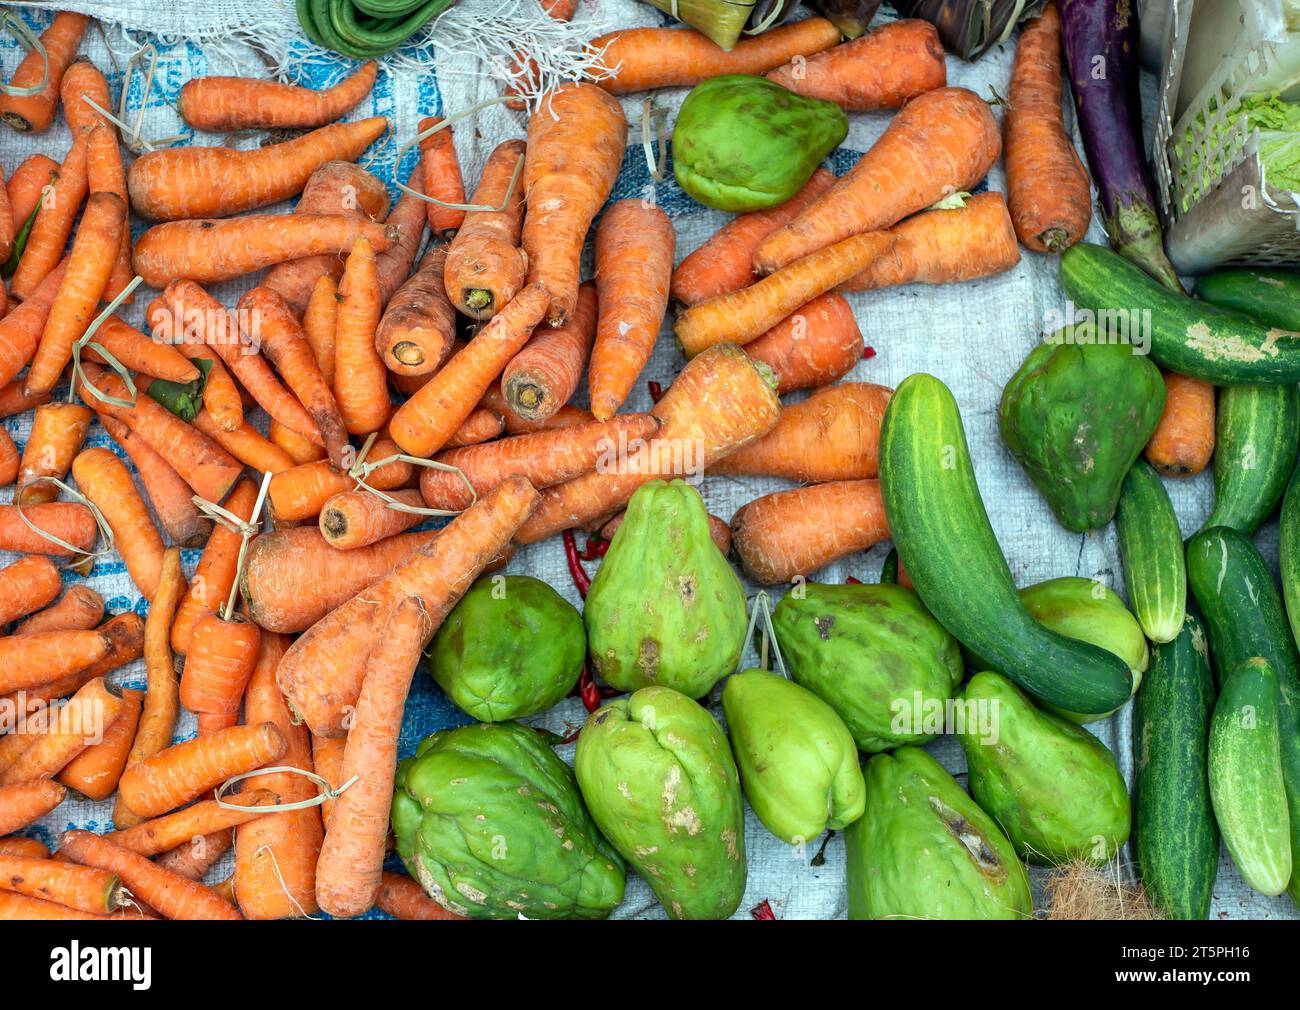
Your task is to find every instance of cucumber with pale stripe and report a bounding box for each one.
[1203,382,1300,534]
[1196,268,1300,331]
[1115,460,1186,643]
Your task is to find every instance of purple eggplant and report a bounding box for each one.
[812,0,883,39]
[1059,0,1180,291]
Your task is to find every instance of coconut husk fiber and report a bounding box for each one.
[1040,860,1162,920]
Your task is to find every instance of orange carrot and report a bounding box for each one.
[445,407,505,447]
[418,116,466,238]
[0,171,11,264]
[171,479,258,655]
[313,732,346,831]
[71,447,165,600]
[0,853,125,914]
[444,139,528,319]
[375,182,428,307]
[270,418,326,465]
[755,87,1002,273]
[731,479,889,584]
[0,502,97,558]
[0,258,68,386]
[589,200,675,420]
[0,427,14,485]
[97,415,208,547]
[540,0,579,19]
[0,780,66,835]
[180,611,261,717]
[0,555,60,625]
[1004,2,1092,253]
[0,627,122,695]
[108,790,278,856]
[320,488,424,549]
[600,508,732,555]
[86,316,200,384]
[59,57,111,135]
[332,237,391,435]
[56,688,142,800]
[13,584,103,636]
[194,411,298,475]
[522,84,625,325]
[267,439,412,522]
[5,154,58,232]
[179,61,378,131]
[376,242,456,375]
[376,870,467,920]
[500,280,594,420]
[152,831,233,883]
[0,678,125,785]
[8,135,86,301]
[0,381,50,417]
[0,13,89,133]
[0,837,50,859]
[0,890,150,920]
[1145,371,1216,478]
[303,274,338,385]
[744,292,863,393]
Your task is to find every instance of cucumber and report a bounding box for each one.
[1203,383,1300,534]
[1208,657,1293,896]
[1132,613,1218,918]
[1280,464,1300,652]
[1115,461,1186,643]
[1059,243,1300,384]
[879,547,899,585]
[1196,268,1300,331]
[878,373,1132,716]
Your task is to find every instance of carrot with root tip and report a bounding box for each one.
[71,447,165,599]
[0,12,89,133]
[1145,371,1215,478]
[0,780,67,835]
[419,116,466,238]
[333,237,390,435]
[178,61,378,131]
[98,416,208,547]
[0,678,125,786]
[56,688,142,800]
[744,292,863,393]
[171,480,258,655]
[320,488,425,549]
[303,275,338,385]
[502,280,596,421]
[86,316,200,384]
[445,407,506,447]
[377,243,456,375]
[444,139,528,320]
[376,871,467,920]
[0,555,60,624]
[375,184,428,307]
[0,854,126,914]
[8,136,86,301]
[195,412,297,475]
[0,259,68,389]
[14,585,103,636]
[0,502,97,558]
[108,790,278,856]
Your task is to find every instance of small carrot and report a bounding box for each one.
[270,419,326,465]
[376,870,467,920]
[375,182,428,307]
[418,116,466,238]
[108,790,278,856]
[180,611,261,717]
[320,488,424,549]
[445,407,505,447]
[303,274,338,385]
[312,732,346,831]
[153,831,234,882]
[730,479,890,585]
[97,415,208,547]
[5,153,58,233]
[0,854,125,914]
[376,242,456,375]
[0,678,125,786]
[56,688,142,800]
[267,439,412,522]
[71,447,165,600]
[0,837,50,859]
[83,120,134,301]
[499,280,594,420]
[601,508,732,555]
[8,135,86,301]
[0,12,89,133]
[86,316,200,384]
[0,555,61,625]
[744,292,863,393]
[0,780,66,835]
[172,479,258,655]
[1145,371,1215,477]
[13,585,103,636]
[178,61,378,131]
[0,502,97,558]
[332,237,390,436]
[444,139,528,319]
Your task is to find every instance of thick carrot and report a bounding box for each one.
[376,870,466,920]
[0,837,50,859]
[316,596,428,917]
[13,585,103,636]
[678,232,896,356]
[590,18,841,94]
[108,790,277,856]
[444,139,528,319]
[72,447,166,599]
[60,57,110,134]
[0,502,97,558]
[501,280,596,421]
[445,407,505,447]
[838,192,1021,291]
[421,412,660,512]
[731,479,889,585]
[333,237,390,435]
[0,259,68,388]
[303,275,338,385]
[589,201,675,420]
[277,474,539,736]
[601,507,732,555]
[171,479,258,655]
[0,555,60,625]
[1004,2,1092,253]
[58,830,242,920]
[312,732,346,831]
[320,488,424,549]
[376,243,456,375]
[0,678,125,785]
[6,154,58,232]
[270,419,326,465]
[0,780,66,835]
[179,61,378,131]
[389,283,550,456]
[755,87,1002,272]
[8,135,86,301]
[375,183,428,307]
[0,12,89,133]
[86,316,200,384]
[241,526,439,632]
[419,116,466,238]
[744,292,863,393]
[56,688,142,800]
[128,117,389,220]
[0,627,122,694]
[0,854,124,914]
[1145,371,1215,477]
[515,343,781,542]
[523,84,625,325]
[180,611,261,717]
[267,439,412,522]
[98,415,208,547]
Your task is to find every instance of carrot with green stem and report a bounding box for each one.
[320,488,426,549]
[418,116,466,238]
[334,237,391,436]
[56,688,142,800]
[71,447,165,600]
[0,780,66,835]
[0,258,67,388]
[267,438,413,522]
[0,555,60,625]
[0,12,89,133]
[743,292,863,393]
[171,479,257,655]
[0,678,125,786]
[108,790,278,856]
[0,502,98,558]
[501,281,598,419]
[444,139,527,320]
[178,61,378,131]
[97,415,208,547]
[13,585,103,636]
[376,242,456,375]
[0,854,126,914]
[8,135,86,301]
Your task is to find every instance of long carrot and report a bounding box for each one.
[0,780,66,835]
[333,237,390,436]
[313,732,346,831]
[1145,371,1215,478]
[376,870,467,920]
[5,154,58,232]
[8,135,86,301]
[303,275,338,385]
[377,243,456,375]
[523,83,626,325]
[0,502,97,558]
[0,678,125,785]
[1004,2,1092,253]
[108,790,277,856]
[180,611,261,717]
[171,479,258,655]
[501,280,596,421]
[86,316,200,384]
[320,488,424,549]
[98,415,208,547]
[0,890,150,920]
[56,688,142,800]
[0,627,123,694]
[744,292,863,393]
[444,139,528,319]
[266,438,412,522]
[194,411,297,475]
[418,116,466,238]
[0,12,89,133]
[0,854,125,914]
[71,447,165,599]
[731,479,889,585]
[375,182,428,307]
[13,584,103,636]
[754,87,1002,273]
[0,555,61,625]
[179,61,378,131]
[83,120,135,302]
[0,259,68,388]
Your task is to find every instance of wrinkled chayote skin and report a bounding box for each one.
[999,335,1165,532]
[722,669,865,844]
[574,686,746,920]
[845,746,1031,920]
[958,671,1131,865]
[672,74,848,212]
[426,575,584,722]
[772,582,963,752]
[391,722,625,920]
[585,479,747,699]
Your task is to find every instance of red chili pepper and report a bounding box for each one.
[750,899,777,920]
[862,346,877,360]
[646,380,664,403]
[562,529,591,597]
[577,537,607,561]
[578,663,602,713]
[844,576,862,585]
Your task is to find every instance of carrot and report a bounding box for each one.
[333,237,391,436]
[0,171,12,264]
[376,242,456,375]
[540,0,579,19]
[320,488,425,549]
[117,722,287,820]
[180,611,261,717]
[1004,2,1092,253]
[270,419,326,465]
[277,474,539,736]
[589,201,675,420]
[59,57,111,134]
[233,632,323,919]
[0,837,50,859]
[375,182,428,307]
[0,427,13,485]
[0,380,50,417]
[600,508,732,555]
[97,415,208,547]
[196,713,238,735]
[191,413,294,476]
[0,259,68,387]
[171,480,258,655]
[444,139,528,320]
[515,343,781,543]
[731,479,889,585]
[179,61,378,131]
[0,780,66,835]
[108,790,278,856]
[153,830,234,882]
[375,870,466,920]
[184,346,243,432]
[23,411,99,499]
[0,502,97,558]
[678,232,896,356]
[0,12,89,133]
[389,283,551,457]
[421,412,660,512]
[0,733,35,782]
[316,596,428,917]
[0,627,123,694]
[0,678,125,785]
[590,18,841,94]
[71,447,165,600]
[8,135,86,301]
[523,84,625,326]
[56,688,142,800]
[13,585,103,636]
[58,830,242,920]
[418,116,466,238]
[838,192,1021,291]
[128,116,388,220]
[6,154,58,232]
[0,555,61,625]
[744,292,863,393]
[242,527,439,632]
[766,19,946,110]
[755,88,1002,273]
[312,732,346,831]
[0,890,147,920]
[0,853,124,913]
[86,316,200,384]
[445,407,505,447]
[267,439,412,522]
[83,119,134,301]
[1145,371,1215,478]
[303,274,338,385]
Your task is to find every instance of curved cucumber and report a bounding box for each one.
[1195,268,1300,331]
[878,373,1132,715]
[1203,383,1300,534]
[1116,460,1186,643]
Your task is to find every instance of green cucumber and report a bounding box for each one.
[878,373,1132,716]
[1196,268,1300,331]
[1203,383,1300,534]
[879,547,899,585]
[1133,613,1218,919]
[1115,460,1186,643]
[1059,243,1300,384]
[1280,464,1300,652]
[1209,657,1293,897]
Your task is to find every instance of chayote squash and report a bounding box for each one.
[722,669,865,844]
[584,479,747,699]
[390,722,625,920]
[426,575,584,722]
[845,746,1031,919]
[958,671,1131,865]
[574,686,746,920]
[672,74,848,212]
[771,582,963,753]
[999,334,1165,532]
